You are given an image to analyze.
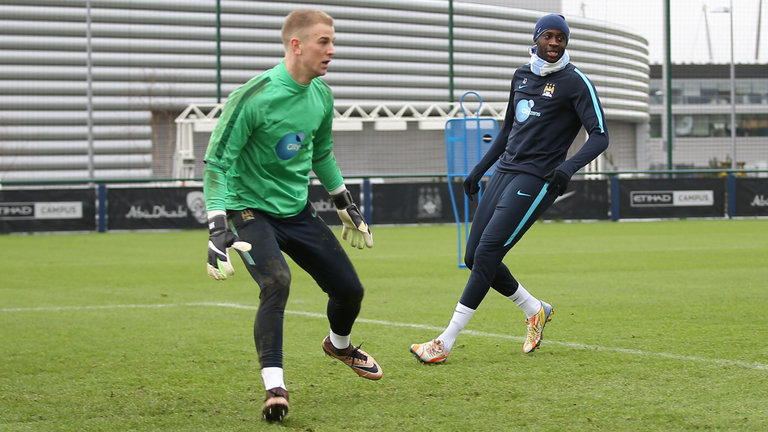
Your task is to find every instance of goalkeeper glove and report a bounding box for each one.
[332,189,373,249]
[545,168,570,196]
[206,211,252,280]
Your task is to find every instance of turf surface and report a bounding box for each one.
[2,219,767,431]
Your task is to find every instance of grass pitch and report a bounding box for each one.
[1,219,767,431]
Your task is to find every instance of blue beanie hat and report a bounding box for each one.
[533,14,569,42]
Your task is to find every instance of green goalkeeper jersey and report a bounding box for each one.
[203,60,344,218]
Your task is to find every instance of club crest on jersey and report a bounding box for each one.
[240,209,255,221]
[275,132,305,160]
[542,83,556,98]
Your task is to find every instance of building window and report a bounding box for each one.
[649,115,662,138]
[709,115,729,137]
[649,79,768,105]
[741,114,768,136]
[649,114,768,137]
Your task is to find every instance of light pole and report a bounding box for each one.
[710,3,737,170]
[664,0,673,173]
[728,0,736,170]
[86,0,94,180]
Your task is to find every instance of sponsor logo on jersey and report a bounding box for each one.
[515,99,541,122]
[275,132,305,160]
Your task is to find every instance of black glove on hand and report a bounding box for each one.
[332,189,373,249]
[545,168,570,196]
[463,170,483,201]
[207,212,251,280]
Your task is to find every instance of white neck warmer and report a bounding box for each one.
[529,47,570,76]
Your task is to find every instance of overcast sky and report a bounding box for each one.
[561,0,767,64]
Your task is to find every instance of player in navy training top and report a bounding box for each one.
[410,14,608,363]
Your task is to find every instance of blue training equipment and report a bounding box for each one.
[444,91,498,268]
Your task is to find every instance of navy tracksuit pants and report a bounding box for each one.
[460,171,557,309]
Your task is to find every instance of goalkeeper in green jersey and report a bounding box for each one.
[202,9,381,423]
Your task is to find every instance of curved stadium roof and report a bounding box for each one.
[0,0,649,180]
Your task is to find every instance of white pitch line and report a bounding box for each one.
[0,303,181,312]
[4,302,767,372]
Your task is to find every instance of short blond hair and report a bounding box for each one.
[281,9,334,47]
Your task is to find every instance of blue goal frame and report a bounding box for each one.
[445,91,498,268]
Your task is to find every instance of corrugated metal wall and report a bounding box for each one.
[0,0,649,181]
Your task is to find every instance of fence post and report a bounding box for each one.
[610,175,620,221]
[726,173,736,218]
[97,183,107,232]
[363,177,372,224]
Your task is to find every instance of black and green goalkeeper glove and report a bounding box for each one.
[332,189,373,249]
[206,211,252,280]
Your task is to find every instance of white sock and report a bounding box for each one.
[508,282,542,319]
[329,330,350,350]
[261,367,285,390]
[437,302,475,353]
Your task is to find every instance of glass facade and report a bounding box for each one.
[649,78,768,138]
[650,79,768,105]
[649,113,768,138]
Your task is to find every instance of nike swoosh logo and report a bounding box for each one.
[518,85,527,89]
[352,363,379,374]
[517,190,532,197]
[553,190,577,204]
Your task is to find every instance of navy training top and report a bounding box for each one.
[473,62,609,179]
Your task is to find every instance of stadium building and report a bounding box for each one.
[1,0,649,182]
